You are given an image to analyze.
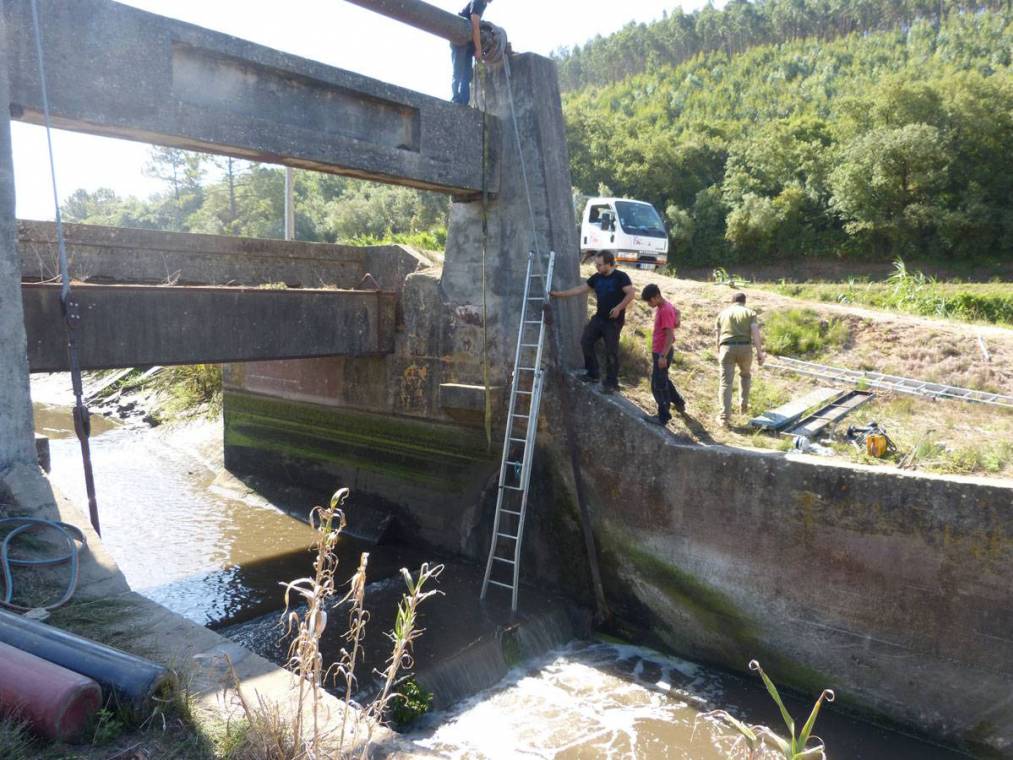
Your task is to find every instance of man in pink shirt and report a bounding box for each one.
[641,284,686,425]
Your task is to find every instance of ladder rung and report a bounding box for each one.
[509,437,527,443]
[516,391,532,395]
[487,580,514,590]
[521,343,540,348]
[527,297,545,301]
[501,509,522,516]
[505,460,523,467]
[513,413,529,419]
[524,320,541,325]
[500,485,524,491]
[528,274,545,277]
[496,533,518,540]
[493,556,516,564]
[519,367,537,371]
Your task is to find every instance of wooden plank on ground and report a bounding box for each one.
[750,387,842,431]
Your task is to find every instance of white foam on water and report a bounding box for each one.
[404,641,739,759]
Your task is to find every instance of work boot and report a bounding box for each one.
[579,373,599,383]
[643,414,668,426]
[601,383,619,395]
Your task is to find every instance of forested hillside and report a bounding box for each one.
[563,7,1012,266]
[554,0,1010,91]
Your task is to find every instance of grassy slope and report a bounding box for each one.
[601,266,1013,478]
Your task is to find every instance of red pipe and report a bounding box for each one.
[0,641,101,742]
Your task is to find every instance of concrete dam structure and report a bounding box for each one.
[0,0,1010,755]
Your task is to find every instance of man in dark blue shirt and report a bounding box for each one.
[550,252,636,393]
[451,0,491,105]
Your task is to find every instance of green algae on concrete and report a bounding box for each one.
[599,525,836,703]
[224,390,497,492]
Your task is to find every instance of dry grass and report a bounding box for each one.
[598,266,1013,478]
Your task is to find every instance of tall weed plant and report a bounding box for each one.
[228,487,443,759]
[700,660,834,759]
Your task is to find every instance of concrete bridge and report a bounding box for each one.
[1,1,1010,755]
[18,221,409,370]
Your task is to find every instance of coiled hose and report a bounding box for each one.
[0,517,85,612]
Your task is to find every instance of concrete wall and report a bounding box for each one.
[224,51,585,555]
[529,385,1013,756]
[0,22,35,473]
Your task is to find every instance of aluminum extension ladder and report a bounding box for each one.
[480,250,556,612]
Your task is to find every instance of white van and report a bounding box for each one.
[579,197,669,271]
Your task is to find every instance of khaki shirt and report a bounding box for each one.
[716,304,757,346]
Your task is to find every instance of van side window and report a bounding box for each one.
[589,205,610,226]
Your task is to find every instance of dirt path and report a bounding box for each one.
[588,265,1013,479]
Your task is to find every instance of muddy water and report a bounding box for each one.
[37,404,323,626]
[34,401,970,758]
[401,642,969,759]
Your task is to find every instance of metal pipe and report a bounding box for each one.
[0,641,101,742]
[344,0,472,46]
[0,608,174,720]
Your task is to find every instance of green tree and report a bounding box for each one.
[830,124,950,255]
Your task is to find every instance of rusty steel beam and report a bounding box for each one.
[344,0,473,45]
[22,283,396,372]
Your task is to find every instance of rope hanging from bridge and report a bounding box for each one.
[29,0,102,536]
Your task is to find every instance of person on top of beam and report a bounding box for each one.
[451,0,493,105]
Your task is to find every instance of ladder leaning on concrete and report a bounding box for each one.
[480,250,556,612]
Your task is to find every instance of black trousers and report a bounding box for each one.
[581,315,622,387]
[651,349,684,420]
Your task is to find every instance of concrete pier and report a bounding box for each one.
[0,11,36,474]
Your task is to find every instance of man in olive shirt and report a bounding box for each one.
[715,292,765,425]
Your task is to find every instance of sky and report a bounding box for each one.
[11,0,715,220]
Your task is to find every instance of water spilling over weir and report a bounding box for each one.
[37,400,969,758]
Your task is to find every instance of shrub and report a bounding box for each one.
[763,308,848,357]
[162,364,223,416]
[389,678,434,729]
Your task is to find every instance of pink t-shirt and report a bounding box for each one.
[653,300,680,354]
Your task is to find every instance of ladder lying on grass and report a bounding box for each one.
[767,356,1013,409]
[480,250,556,613]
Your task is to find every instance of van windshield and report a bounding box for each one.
[614,201,666,238]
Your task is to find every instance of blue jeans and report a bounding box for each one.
[451,44,473,105]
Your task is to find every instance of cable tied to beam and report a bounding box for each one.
[29,0,102,536]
